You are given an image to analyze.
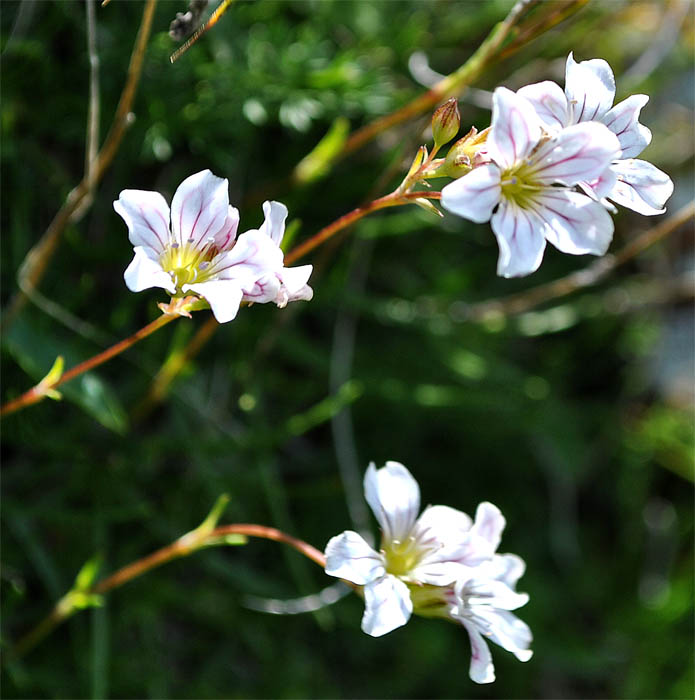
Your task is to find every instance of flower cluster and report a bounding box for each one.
[325,461,531,684]
[441,53,673,277]
[114,170,313,323]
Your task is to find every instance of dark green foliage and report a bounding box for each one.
[2,1,692,698]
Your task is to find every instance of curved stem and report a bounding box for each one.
[1,313,178,417]
[3,0,158,329]
[133,314,220,421]
[461,201,695,322]
[12,524,326,658]
[285,190,441,265]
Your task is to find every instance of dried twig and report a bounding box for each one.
[3,0,158,329]
[458,202,695,323]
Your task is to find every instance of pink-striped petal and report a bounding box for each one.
[124,247,175,294]
[533,188,614,256]
[565,52,615,123]
[170,170,230,248]
[601,94,651,158]
[461,620,495,683]
[530,122,620,186]
[211,205,240,251]
[441,164,501,223]
[517,80,569,131]
[608,159,674,215]
[114,189,171,255]
[491,199,546,278]
[258,201,288,245]
[488,87,543,168]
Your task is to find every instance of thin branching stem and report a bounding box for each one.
[3,0,158,329]
[0,313,178,417]
[285,190,441,265]
[133,190,444,409]
[13,524,326,658]
[461,202,695,322]
[285,0,591,187]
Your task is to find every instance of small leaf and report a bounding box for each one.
[294,116,350,185]
[74,555,102,591]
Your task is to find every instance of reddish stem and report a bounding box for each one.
[1,313,178,417]
[285,190,441,265]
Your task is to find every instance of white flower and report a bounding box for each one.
[114,170,313,323]
[441,87,621,277]
[324,461,506,637]
[518,52,673,215]
[451,554,533,684]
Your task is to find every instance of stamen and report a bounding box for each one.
[171,242,180,249]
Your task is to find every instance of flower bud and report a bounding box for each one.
[443,126,489,178]
[431,98,461,148]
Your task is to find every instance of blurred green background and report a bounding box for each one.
[2,0,693,697]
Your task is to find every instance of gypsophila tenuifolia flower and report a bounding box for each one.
[450,553,532,683]
[114,170,312,323]
[441,87,621,277]
[324,462,532,683]
[517,52,674,215]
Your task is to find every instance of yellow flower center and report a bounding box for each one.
[500,162,542,209]
[383,537,422,577]
[408,584,452,619]
[159,238,220,291]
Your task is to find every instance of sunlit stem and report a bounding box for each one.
[0,312,179,418]
[285,190,442,265]
[11,521,326,659]
[4,0,158,329]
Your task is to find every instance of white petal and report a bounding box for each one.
[415,505,473,541]
[170,170,230,248]
[285,283,313,304]
[488,87,543,168]
[440,164,501,223]
[258,201,289,245]
[184,279,244,323]
[601,94,651,158]
[211,205,240,251]
[491,199,546,278]
[579,167,618,201]
[473,608,533,662]
[221,230,284,278]
[410,561,468,586]
[411,505,475,581]
[530,122,620,186]
[363,462,420,544]
[361,575,413,637]
[113,189,171,254]
[278,264,314,299]
[471,502,505,553]
[564,51,615,123]
[124,247,175,294]
[533,188,614,256]
[324,531,385,585]
[461,620,495,684]
[461,577,529,612]
[608,159,674,215]
[484,553,527,590]
[516,80,569,131]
